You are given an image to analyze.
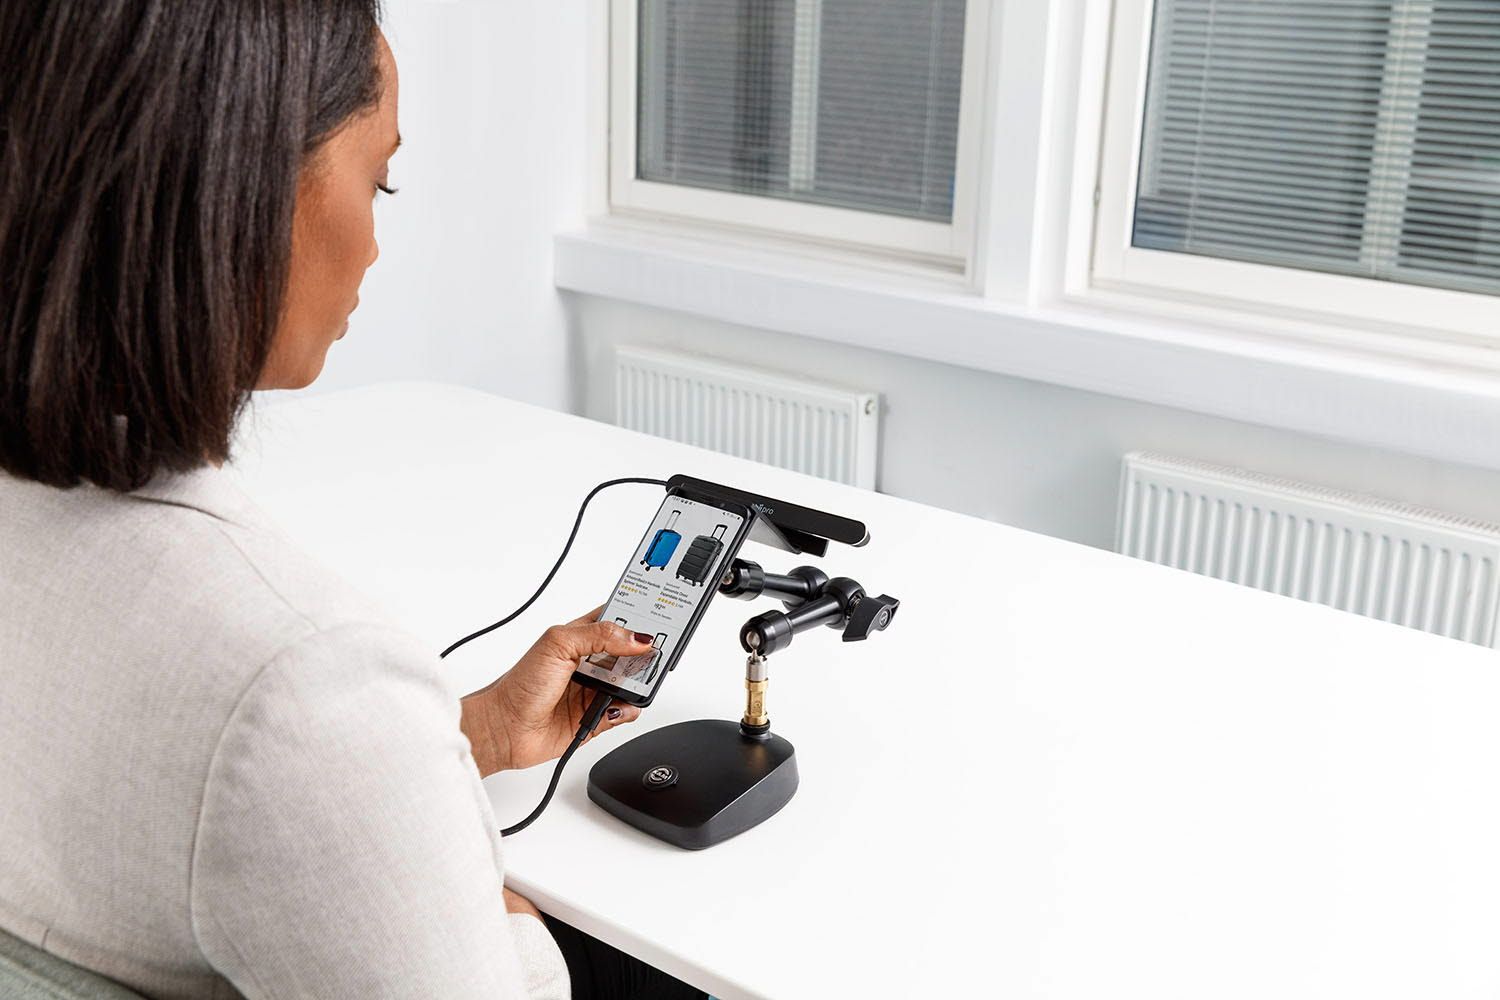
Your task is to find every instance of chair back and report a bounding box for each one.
[0,927,146,1000]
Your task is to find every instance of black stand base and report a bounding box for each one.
[587,719,798,850]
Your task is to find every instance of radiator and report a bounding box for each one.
[1117,452,1500,647]
[613,346,879,489]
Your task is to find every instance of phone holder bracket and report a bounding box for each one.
[587,478,894,850]
[664,474,869,558]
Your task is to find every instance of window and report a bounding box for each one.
[610,0,990,263]
[1094,0,1500,343]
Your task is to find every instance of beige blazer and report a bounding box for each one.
[0,465,567,999]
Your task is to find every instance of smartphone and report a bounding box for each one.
[574,485,754,707]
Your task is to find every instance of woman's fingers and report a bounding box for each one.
[544,619,654,660]
[579,695,639,743]
[585,699,642,740]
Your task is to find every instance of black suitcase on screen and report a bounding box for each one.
[675,524,727,587]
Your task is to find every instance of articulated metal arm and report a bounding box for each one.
[719,558,900,656]
[720,558,900,737]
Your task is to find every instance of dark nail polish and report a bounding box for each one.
[633,632,653,644]
[606,707,622,720]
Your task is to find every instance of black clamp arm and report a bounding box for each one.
[719,561,826,606]
[719,558,900,657]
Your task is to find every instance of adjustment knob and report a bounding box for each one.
[842,593,900,642]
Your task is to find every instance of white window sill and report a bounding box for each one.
[553,224,1500,473]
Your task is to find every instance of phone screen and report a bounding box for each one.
[578,492,749,702]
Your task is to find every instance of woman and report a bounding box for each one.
[0,4,704,998]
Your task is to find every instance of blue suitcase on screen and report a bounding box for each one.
[641,510,682,570]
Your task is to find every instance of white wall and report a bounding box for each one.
[566,294,1500,551]
[304,0,1500,554]
[311,0,586,410]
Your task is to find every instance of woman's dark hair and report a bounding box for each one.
[0,0,383,491]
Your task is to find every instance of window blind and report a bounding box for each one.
[636,0,967,223]
[1133,0,1500,298]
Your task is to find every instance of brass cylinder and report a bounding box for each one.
[743,677,769,727]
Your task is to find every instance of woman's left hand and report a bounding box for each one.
[461,608,651,775]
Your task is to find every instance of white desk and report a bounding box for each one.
[231,382,1500,999]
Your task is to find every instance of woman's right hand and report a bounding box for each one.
[462,611,650,775]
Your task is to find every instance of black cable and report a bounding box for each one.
[440,477,669,660]
[442,476,665,835]
[500,690,614,837]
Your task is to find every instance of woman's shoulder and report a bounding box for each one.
[1,465,412,687]
[0,469,470,1000]
[139,465,390,623]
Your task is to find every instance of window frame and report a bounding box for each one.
[607,0,994,267]
[565,0,1500,477]
[1091,0,1500,348]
